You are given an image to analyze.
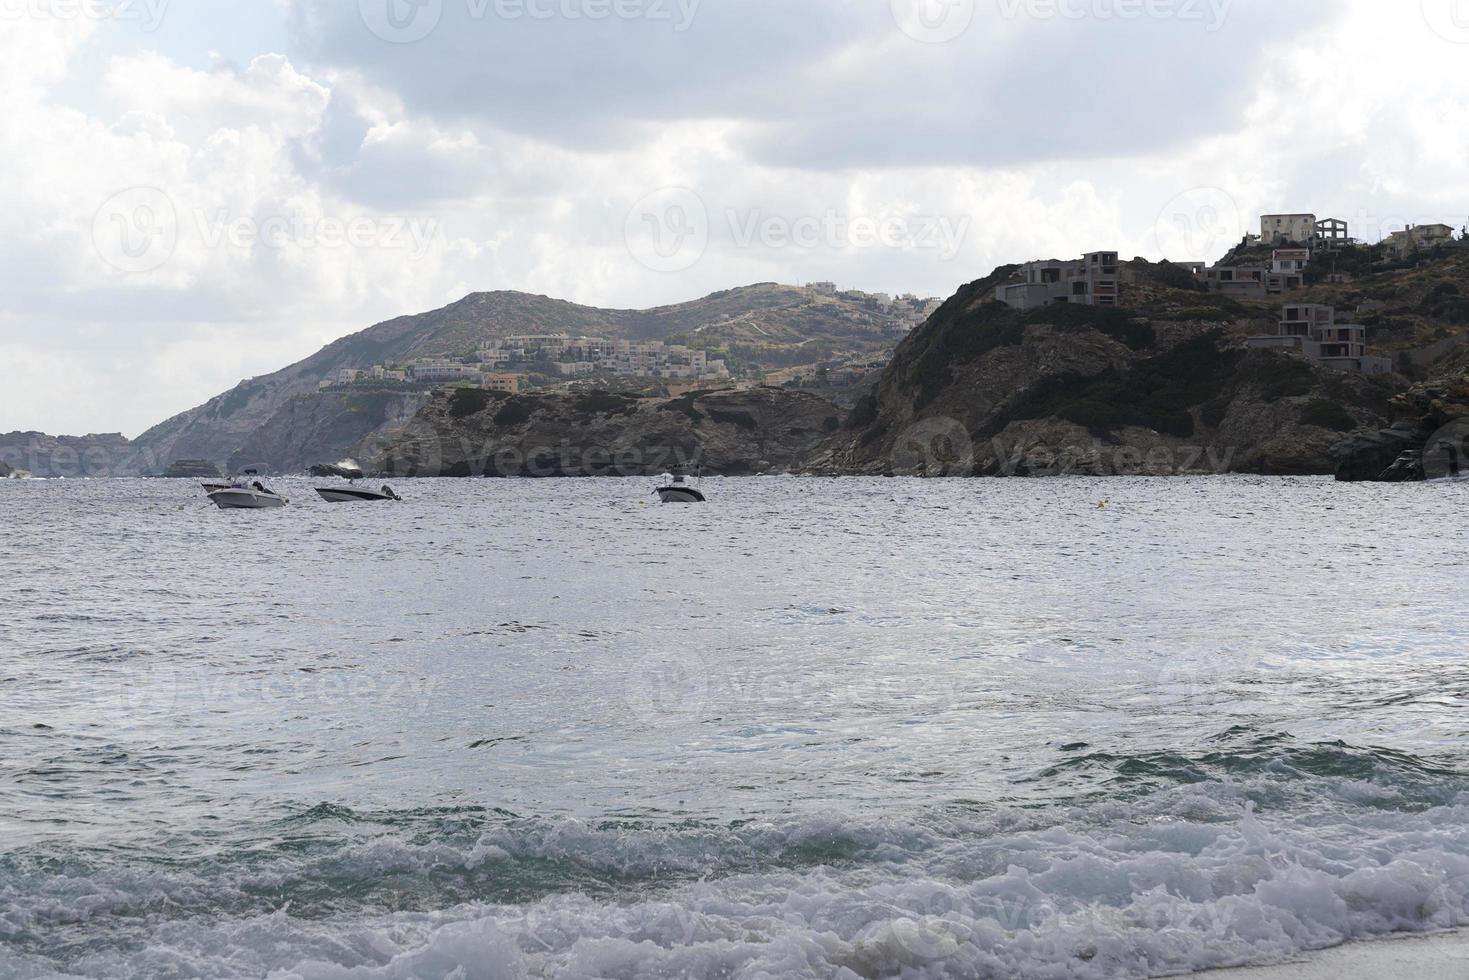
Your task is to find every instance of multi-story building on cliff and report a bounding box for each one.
[1199,264,1302,299]
[1246,304,1392,375]
[994,251,1120,310]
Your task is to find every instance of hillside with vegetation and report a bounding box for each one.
[371,386,842,477]
[810,248,1469,477]
[118,284,919,475]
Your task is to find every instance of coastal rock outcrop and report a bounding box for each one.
[807,267,1404,477]
[0,431,133,479]
[372,386,841,477]
[161,459,224,479]
[1331,376,1469,481]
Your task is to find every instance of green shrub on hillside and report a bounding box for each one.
[1168,308,1236,323]
[493,397,540,427]
[1148,260,1209,293]
[847,394,880,429]
[659,393,705,421]
[1299,398,1358,432]
[1420,282,1469,324]
[574,391,638,417]
[1247,352,1314,401]
[450,388,499,419]
[997,331,1240,439]
[1023,303,1157,350]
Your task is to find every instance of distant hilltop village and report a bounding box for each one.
[321,285,942,397]
[326,337,733,397]
[992,211,1467,375]
[802,282,944,329]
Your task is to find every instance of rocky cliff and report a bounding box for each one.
[0,432,133,479]
[225,389,434,476]
[807,263,1407,477]
[372,387,842,477]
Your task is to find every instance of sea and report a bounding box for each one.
[2,476,1467,979]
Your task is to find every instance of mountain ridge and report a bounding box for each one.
[117,282,921,474]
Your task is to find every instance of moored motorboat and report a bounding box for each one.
[315,483,402,503]
[208,471,288,509]
[654,473,706,504]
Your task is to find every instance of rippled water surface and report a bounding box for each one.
[3,476,1468,979]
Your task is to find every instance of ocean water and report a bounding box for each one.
[2,476,1468,979]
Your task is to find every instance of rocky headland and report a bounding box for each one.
[372,386,842,477]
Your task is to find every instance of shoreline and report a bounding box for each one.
[1198,930,1469,979]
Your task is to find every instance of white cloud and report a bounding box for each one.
[0,0,1466,436]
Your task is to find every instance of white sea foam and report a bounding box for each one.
[6,784,1469,980]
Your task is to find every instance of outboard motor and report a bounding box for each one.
[382,485,402,501]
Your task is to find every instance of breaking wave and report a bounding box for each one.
[5,734,1469,980]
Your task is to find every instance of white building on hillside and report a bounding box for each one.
[1261,214,1317,245]
[410,359,481,384]
[1383,224,1457,259]
[1272,248,1310,274]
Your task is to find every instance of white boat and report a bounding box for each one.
[315,483,402,503]
[208,472,288,509]
[654,473,706,504]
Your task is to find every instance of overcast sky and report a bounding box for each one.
[3,0,1468,437]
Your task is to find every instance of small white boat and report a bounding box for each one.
[316,483,402,503]
[654,473,706,504]
[208,472,288,509]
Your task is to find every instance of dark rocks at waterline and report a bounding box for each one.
[1330,422,1428,482]
[311,463,366,480]
[161,459,223,479]
[1376,450,1425,483]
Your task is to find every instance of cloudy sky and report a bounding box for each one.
[3,0,1468,437]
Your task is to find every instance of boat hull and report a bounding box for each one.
[208,489,287,509]
[656,486,707,504]
[315,488,395,503]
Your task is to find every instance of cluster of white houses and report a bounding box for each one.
[806,282,944,334]
[323,336,733,394]
[476,336,732,381]
[326,361,521,394]
[1199,214,1463,299]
